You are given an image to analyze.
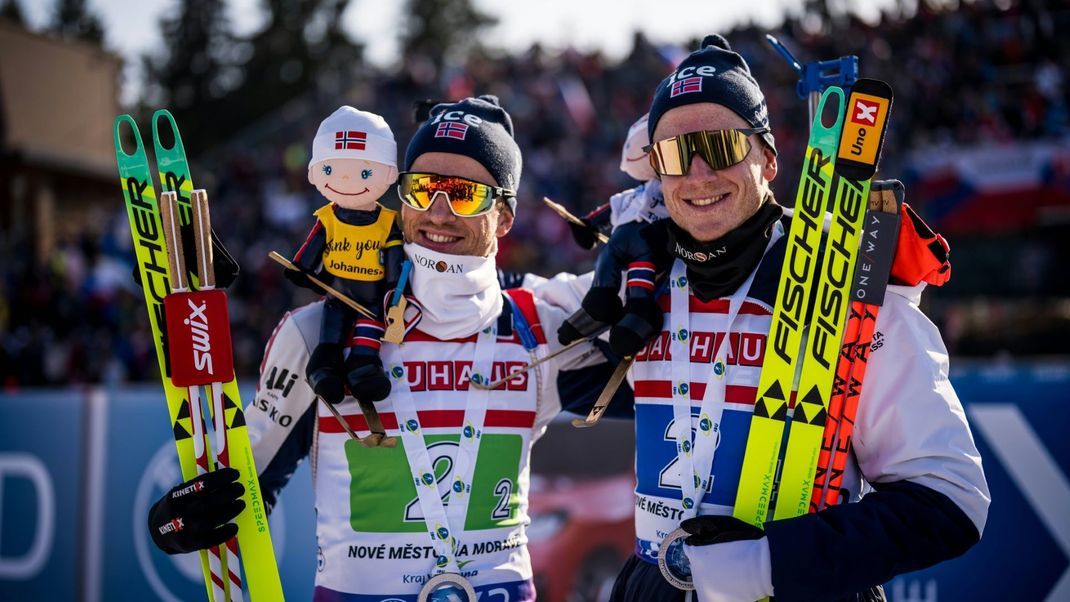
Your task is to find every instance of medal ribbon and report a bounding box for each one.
[383,324,497,575]
[668,225,782,519]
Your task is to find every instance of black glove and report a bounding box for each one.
[283,266,326,295]
[557,287,621,345]
[131,224,239,289]
[609,296,663,356]
[568,218,600,250]
[680,514,765,546]
[345,351,391,402]
[306,342,345,403]
[148,467,245,555]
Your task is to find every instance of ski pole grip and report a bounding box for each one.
[765,34,802,75]
[159,191,187,291]
[191,190,214,288]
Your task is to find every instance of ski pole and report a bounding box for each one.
[543,197,610,245]
[765,34,858,128]
[190,191,244,600]
[161,190,242,602]
[268,251,377,320]
[572,355,634,428]
[470,338,598,391]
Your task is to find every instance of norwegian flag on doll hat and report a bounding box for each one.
[309,106,397,168]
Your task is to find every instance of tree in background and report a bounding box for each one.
[141,0,237,146]
[0,0,26,26]
[142,0,364,146]
[49,0,104,44]
[399,0,496,73]
[224,0,363,136]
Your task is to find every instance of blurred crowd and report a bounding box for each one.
[2,0,1068,387]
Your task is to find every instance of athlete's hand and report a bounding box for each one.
[567,217,601,250]
[681,515,773,602]
[148,467,245,555]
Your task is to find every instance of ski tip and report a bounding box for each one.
[152,108,184,153]
[835,78,894,180]
[113,114,143,159]
[812,86,847,149]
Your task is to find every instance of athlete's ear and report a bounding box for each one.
[761,144,777,183]
[495,202,514,239]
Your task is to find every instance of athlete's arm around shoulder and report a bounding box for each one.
[763,284,990,601]
[529,295,634,432]
[246,301,323,513]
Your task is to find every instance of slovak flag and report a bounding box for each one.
[435,122,469,140]
[670,77,703,98]
[335,130,367,150]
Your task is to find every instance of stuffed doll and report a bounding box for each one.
[287,106,404,403]
[559,113,670,356]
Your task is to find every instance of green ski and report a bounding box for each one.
[114,112,283,601]
[773,79,894,520]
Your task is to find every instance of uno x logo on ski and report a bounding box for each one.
[851,99,879,125]
[838,89,892,171]
[335,130,367,150]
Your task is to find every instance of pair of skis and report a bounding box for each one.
[114,111,283,601]
[734,79,894,531]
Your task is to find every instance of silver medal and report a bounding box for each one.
[657,527,694,591]
[418,572,478,602]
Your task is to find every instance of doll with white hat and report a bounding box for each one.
[558,112,670,355]
[287,106,404,404]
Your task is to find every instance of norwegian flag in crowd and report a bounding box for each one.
[670,76,703,98]
[335,130,367,150]
[435,122,469,140]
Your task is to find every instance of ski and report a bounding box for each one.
[114,112,283,601]
[733,85,847,528]
[772,79,893,520]
[811,181,902,511]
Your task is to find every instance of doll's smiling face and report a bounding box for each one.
[308,158,398,210]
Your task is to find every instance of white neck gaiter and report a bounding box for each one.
[405,243,502,340]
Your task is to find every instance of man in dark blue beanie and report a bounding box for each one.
[404,94,523,216]
[147,94,637,601]
[648,34,777,157]
[605,34,988,602]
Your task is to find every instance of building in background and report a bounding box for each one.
[0,19,121,263]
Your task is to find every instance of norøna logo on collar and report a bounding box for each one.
[412,253,463,273]
[675,242,727,263]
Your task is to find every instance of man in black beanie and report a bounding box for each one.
[146,94,634,601]
[605,35,989,602]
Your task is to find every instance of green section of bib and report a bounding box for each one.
[348,433,524,532]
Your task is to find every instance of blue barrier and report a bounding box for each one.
[0,385,316,601]
[1,364,1067,601]
[887,363,1070,602]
